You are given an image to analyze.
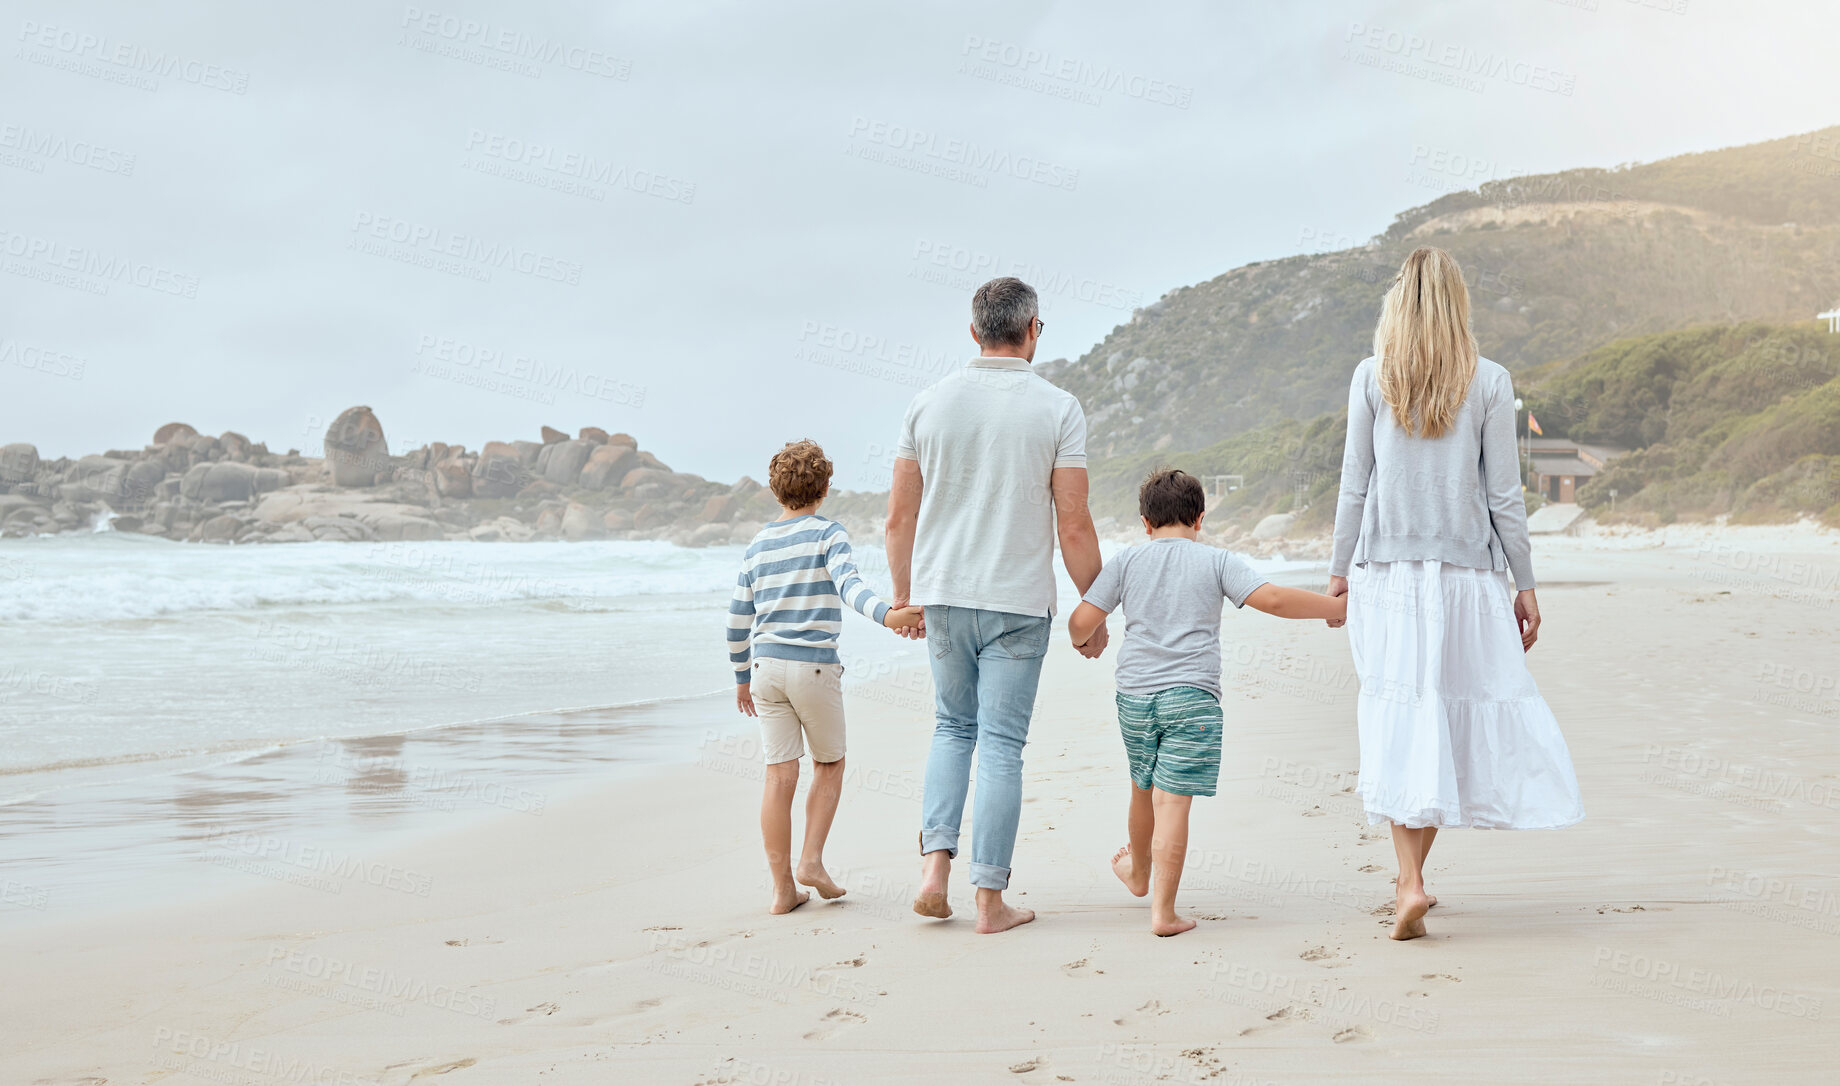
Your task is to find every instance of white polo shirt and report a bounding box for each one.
[896,356,1087,617]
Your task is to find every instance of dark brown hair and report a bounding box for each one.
[768,439,832,508]
[1139,468,1206,529]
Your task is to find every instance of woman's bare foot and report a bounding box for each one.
[1390,887,1430,940]
[770,886,811,915]
[1150,914,1196,937]
[1427,894,1438,908]
[796,861,847,900]
[913,852,952,918]
[975,899,1036,934]
[1111,844,1149,897]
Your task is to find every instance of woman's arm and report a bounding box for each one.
[1328,361,1377,583]
[1482,370,1536,592]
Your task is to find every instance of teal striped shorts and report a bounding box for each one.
[1116,686,1223,797]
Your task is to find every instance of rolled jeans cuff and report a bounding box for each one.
[920,827,958,859]
[968,862,1010,891]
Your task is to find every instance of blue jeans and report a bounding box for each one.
[920,606,1049,891]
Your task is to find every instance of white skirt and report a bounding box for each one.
[1348,560,1584,830]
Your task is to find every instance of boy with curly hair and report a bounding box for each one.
[727,439,923,913]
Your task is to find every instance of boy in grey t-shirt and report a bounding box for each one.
[1068,469,1346,936]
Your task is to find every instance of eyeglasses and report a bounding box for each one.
[1032,317,1045,334]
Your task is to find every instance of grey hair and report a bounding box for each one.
[970,277,1039,348]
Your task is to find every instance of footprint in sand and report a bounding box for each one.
[1421,973,1462,983]
[1595,904,1650,914]
[1060,958,1089,977]
[1302,807,1326,817]
[830,955,867,969]
[641,925,682,932]
[1357,864,1384,873]
[803,1008,867,1041]
[442,937,504,947]
[404,1057,477,1079]
[1008,1056,1044,1073]
[1331,1026,1372,1044]
[1112,999,1171,1026]
[1298,946,1337,962]
[495,1001,562,1025]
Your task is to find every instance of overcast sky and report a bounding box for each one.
[4,0,1835,488]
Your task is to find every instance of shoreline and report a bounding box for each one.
[4,536,1838,1082]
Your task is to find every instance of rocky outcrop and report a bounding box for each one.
[0,410,791,547]
[324,406,388,487]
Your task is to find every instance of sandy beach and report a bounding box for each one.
[4,529,1838,1085]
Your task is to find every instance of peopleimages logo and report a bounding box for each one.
[845,117,1079,192]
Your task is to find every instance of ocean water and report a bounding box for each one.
[0,528,1320,923]
[0,530,936,802]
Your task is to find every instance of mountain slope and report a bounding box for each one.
[1044,126,1840,462]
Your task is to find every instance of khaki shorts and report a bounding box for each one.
[751,657,846,764]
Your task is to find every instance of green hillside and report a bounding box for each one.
[1043,126,1840,463]
[1097,322,1840,531]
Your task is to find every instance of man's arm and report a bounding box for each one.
[1052,466,1107,657]
[1067,600,1109,648]
[885,457,924,636]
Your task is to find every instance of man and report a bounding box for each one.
[884,276,1107,934]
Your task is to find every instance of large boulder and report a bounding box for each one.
[366,513,445,541]
[602,508,633,532]
[195,513,246,543]
[219,431,253,460]
[689,523,731,547]
[560,501,602,541]
[123,460,169,506]
[580,444,639,490]
[432,457,473,498]
[699,494,739,524]
[472,442,528,499]
[510,440,543,467]
[579,427,609,445]
[65,456,132,501]
[621,467,674,491]
[180,461,263,503]
[542,439,596,486]
[0,444,39,485]
[540,425,568,445]
[1250,512,1295,540]
[324,405,389,487]
[153,422,200,446]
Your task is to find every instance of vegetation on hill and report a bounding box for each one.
[1045,126,1840,465]
[1093,321,1840,531]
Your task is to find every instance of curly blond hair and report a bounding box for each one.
[767,439,832,508]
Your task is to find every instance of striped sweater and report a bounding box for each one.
[727,515,891,684]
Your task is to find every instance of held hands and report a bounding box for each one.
[1324,575,1348,628]
[1074,618,1108,659]
[886,600,926,639]
[1514,589,1541,652]
[735,683,756,717]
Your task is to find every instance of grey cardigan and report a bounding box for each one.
[1329,356,1536,591]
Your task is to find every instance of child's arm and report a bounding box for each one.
[1244,583,1347,622]
[1067,600,1110,648]
[727,566,757,715]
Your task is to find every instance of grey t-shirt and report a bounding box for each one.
[1081,538,1269,698]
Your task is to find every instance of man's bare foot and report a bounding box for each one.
[914,852,952,918]
[1150,914,1196,937]
[1390,888,1430,940]
[770,886,811,915]
[796,861,847,900]
[975,899,1036,934]
[1111,844,1149,897]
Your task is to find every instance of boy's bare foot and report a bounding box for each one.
[1390,888,1430,940]
[914,851,952,919]
[796,862,847,900]
[975,899,1036,934]
[1111,844,1149,898]
[1151,915,1197,937]
[770,886,811,915]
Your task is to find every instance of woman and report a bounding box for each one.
[1327,247,1584,941]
